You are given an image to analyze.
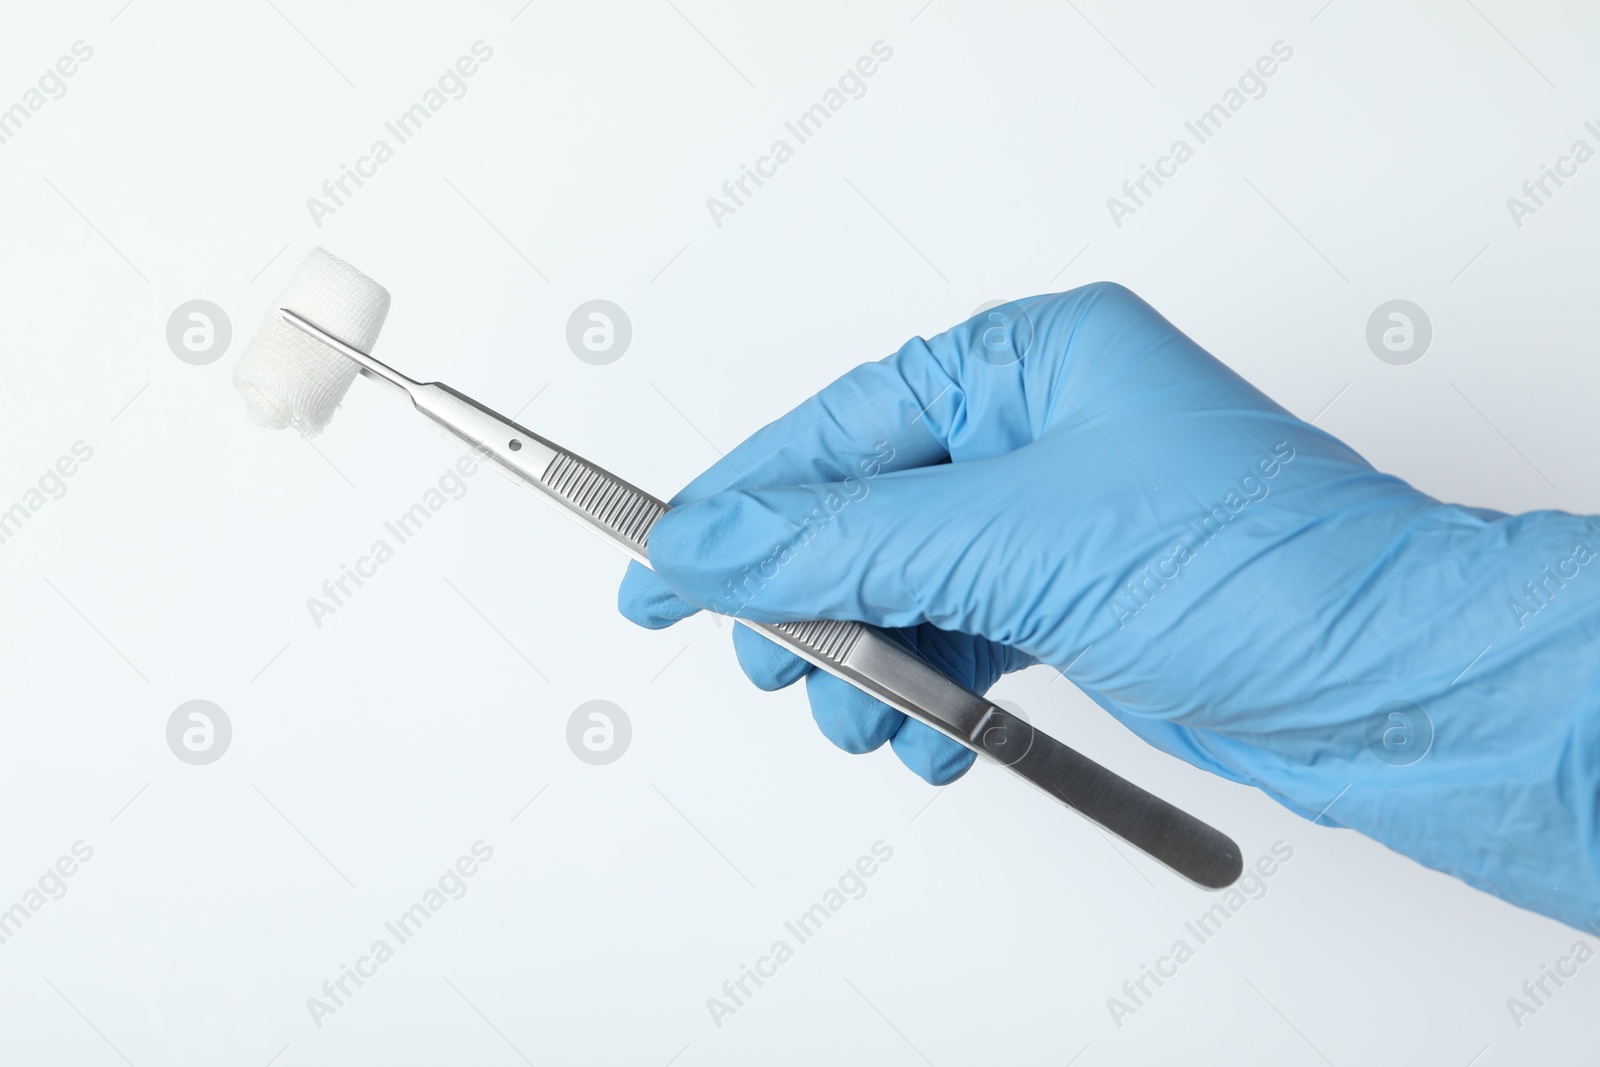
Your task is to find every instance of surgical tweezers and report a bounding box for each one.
[281,308,1244,889]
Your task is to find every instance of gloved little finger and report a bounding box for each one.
[804,670,978,785]
[731,624,813,691]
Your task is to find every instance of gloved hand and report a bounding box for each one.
[618,282,1600,931]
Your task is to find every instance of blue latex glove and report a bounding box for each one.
[618,282,1600,930]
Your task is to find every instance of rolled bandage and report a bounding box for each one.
[233,247,391,435]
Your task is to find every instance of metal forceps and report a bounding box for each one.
[281,308,1243,889]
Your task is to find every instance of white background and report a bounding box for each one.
[2,1,1598,1064]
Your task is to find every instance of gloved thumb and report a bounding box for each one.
[646,453,1032,642]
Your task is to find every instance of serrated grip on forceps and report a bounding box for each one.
[529,445,1243,890]
[271,309,1241,887]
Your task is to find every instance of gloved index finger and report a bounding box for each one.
[621,296,1050,630]
[666,350,948,508]
[667,299,1049,506]
[619,358,938,628]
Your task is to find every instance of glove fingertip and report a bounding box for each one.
[643,500,733,610]
[806,671,900,755]
[892,722,977,786]
[731,625,813,691]
[617,560,698,629]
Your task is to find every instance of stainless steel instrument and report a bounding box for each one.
[281,308,1243,889]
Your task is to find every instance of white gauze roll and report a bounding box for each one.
[233,247,391,435]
